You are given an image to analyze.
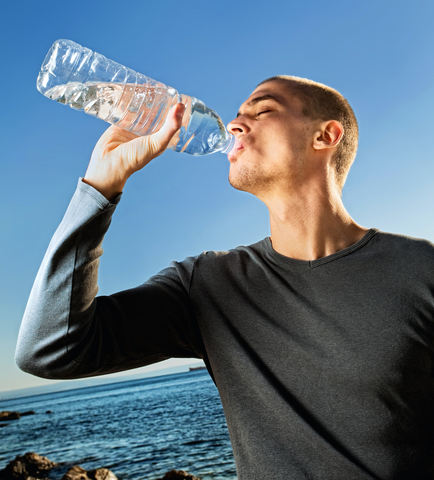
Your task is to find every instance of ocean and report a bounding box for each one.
[0,370,237,479]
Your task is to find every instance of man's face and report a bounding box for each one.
[227,80,312,198]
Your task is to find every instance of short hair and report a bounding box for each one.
[257,76,358,190]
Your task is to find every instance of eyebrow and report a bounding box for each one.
[237,94,284,117]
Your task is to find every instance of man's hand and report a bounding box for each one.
[83,102,185,200]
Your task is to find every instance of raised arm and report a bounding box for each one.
[15,103,206,380]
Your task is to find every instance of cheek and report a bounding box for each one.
[251,129,280,160]
[276,124,307,159]
[262,130,294,162]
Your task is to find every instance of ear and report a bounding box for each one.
[312,120,344,151]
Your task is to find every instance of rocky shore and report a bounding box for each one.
[0,411,202,479]
[0,452,201,480]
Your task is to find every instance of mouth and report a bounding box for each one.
[228,138,245,161]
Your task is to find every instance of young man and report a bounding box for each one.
[16,77,434,479]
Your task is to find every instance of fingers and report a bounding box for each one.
[117,103,186,171]
[100,103,185,159]
[151,103,185,151]
[127,103,185,164]
[85,103,186,199]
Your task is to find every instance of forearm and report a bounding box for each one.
[15,178,120,379]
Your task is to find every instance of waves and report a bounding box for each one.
[0,371,237,479]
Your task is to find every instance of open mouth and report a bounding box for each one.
[228,138,245,160]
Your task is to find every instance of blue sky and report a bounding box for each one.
[1,0,433,392]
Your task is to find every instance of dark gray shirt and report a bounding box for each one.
[16,179,434,479]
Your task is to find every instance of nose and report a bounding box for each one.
[227,115,250,136]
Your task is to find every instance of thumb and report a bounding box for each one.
[150,103,185,152]
[117,102,186,174]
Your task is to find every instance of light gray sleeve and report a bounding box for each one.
[15,179,205,380]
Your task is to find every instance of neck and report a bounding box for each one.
[263,180,368,261]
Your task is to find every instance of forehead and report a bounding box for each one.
[239,80,301,113]
[251,79,290,97]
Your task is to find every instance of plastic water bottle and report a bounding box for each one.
[36,39,235,156]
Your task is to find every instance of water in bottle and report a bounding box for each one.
[37,40,235,156]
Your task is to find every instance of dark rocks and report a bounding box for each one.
[0,412,20,421]
[60,466,200,480]
[0,411,35,422]
[83,468,118,480]
[0,452,57,480]
[61,465,118,480]
[156,470,201,480]
[0,452,200,480]
[0,454,118,480]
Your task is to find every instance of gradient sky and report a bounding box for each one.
[1,0,433,392]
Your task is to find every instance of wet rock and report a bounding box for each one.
[0,411,20,421]
[0,423,9,428]
[0,411,35,422]
[87,469,118,480]
[20,411,36,417]
[0,452,193,480]
[87,468,118,480]
[45,410,52,414]
[0,452,57,480]
[61,465,88,480]
[156,470,201,480]
[61,465,118,480]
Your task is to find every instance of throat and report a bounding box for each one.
[268,201,368,261]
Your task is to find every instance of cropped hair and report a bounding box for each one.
[257,76,358,190]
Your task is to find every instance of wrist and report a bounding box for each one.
[82,175,126,201]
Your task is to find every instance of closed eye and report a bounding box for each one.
[257,110,271,116]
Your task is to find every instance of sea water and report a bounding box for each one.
[0,370,237,479]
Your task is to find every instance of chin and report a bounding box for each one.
[228,169,246,192]
[228,168,260,194]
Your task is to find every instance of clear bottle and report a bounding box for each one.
[37,39,235,156]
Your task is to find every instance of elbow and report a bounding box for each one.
[15,330,39,376]
[15,336,70,380]
[15,345,51,379]
[15,336,93,381]
[14,350,79,380]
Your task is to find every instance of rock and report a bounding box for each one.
[156,470,201,480]
[87,468,118,480]
[0,454,119,480]
[0,423,9,428]
[61,466,118,480]
[45,411,52,414]
[0,411,20,421]
[61,465,89,480]
[0,452,57,480]
[0,411,35,422]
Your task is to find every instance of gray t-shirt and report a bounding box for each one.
[16,179,434,479]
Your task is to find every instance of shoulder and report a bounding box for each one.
[173,239,270,283]
[195,238,269,267]
[373,230,434,250]
[370,230,434,264]
[161,239,268,289]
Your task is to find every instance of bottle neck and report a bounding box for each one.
[220,133,236,154]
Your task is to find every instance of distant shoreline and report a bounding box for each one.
[0,362,206,403]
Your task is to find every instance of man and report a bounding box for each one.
[16,76,434,479]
